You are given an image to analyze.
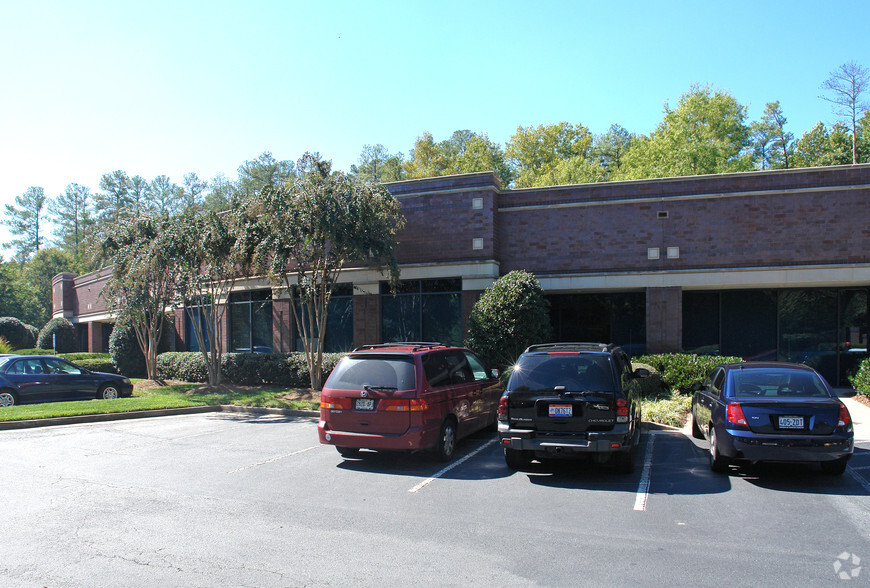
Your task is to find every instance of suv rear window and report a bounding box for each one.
[324,354,416,391]
[510,354,615,392]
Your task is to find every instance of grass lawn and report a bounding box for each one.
[0,382,320,422]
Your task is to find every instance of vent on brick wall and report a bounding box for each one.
[647,247,660,260]
[657,211,669,219]
[472,197,483,210]
[667,247,680,259]
[472,238,483,250]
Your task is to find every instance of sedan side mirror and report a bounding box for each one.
[633,368,650,379]
[490,368,500,379]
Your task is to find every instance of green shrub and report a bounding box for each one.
[37,317,77,352]
[640,392,693,428]
[466,270,552,371]
[850,358,870,394]
[23,324,39,347]
[155,351,345,387]
[60,352,111,361]
[629,362,670,399]
[13,348,53,355]
[0,337,13,354]
[0,317,32,349]
[109,317,172,378]
[75,358,118,373]
[636,353,744,393]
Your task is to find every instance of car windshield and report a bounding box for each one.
[324,355,416,392]
[509,354,616,392]
[731,369,831,399]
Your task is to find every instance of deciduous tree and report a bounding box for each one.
[506,122,596,187]
[821,61,870,164]
[246,153,405,390]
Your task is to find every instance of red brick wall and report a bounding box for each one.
[354,294,380,347]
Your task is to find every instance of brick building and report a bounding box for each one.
[53,164,870,385]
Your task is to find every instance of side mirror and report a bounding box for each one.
[633,368,650,379]
[490,368,500,379]
[691,382,704,393]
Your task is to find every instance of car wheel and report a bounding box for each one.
[433,418,457,462]
[709,428,729,473]
[99,385,119,400]
[691,413,705,440]
[504,447,533,470]
[821,457,848,475]
[0,390,16,407]
[336,446,360,458]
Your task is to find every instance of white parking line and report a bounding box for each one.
[633,431,657,512]
[848,466,870,493]
[408,439,497,493]
[228,445,320,474]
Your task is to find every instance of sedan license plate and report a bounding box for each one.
[355,398,375,411]
[549,404,572,418]
[779,416,804,429]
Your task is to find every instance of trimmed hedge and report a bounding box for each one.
[0,317,33,349]
[635,353,744,394]
[75,358,118,373]
[23,324,39,347]
[37,317,77,353]
[850,358,870,394]
[156,351,345,388]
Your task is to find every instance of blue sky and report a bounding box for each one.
[2,0,869,255]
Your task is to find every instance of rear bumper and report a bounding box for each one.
[317,420,437,451]
[498,421,634,455]
[720,427,854,463]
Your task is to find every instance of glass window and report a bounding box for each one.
[229,290,273,353]
[721,290,777,360]
[839,289,868,386]
[778,289,837,384]
[44,358,83,374]
[381,279,462,346]
[547,293,646,356]
[682,292,720,355]
[509,354,616,392]
[464,351,490,381]
[731,369,829,399]
[423,352,451,388]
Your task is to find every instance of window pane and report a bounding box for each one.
[840,289,868,386]
[422,293,461,346]
[382,294,421,342]
[682,292,720,355]
[325,297,354,352]
[779,289,837,384]
[721,290,777,360]
[251,299,273,353]
[231,302,252,352]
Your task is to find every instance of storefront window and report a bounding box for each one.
[381,279,462,346]
[230,290,273,353]
[548,293,646,356]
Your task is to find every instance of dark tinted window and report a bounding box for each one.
[509,354,616,392]
[325,355,416,391]
[423,352,451,388]
[731,369,830,399]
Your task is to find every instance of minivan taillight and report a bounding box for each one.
[726,403,748,427]
[498,395,508,421]
[381,399,428,412]
[320,396,350,410]
[839,401,852,429]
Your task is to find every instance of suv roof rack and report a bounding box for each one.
[523,342,617,354]
[354,342,446,352]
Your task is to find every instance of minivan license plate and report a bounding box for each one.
[779,416,804,429]
[355,398,375,411]
[549,404,572,418]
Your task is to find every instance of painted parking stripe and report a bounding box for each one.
[848,466,870,494]
[408,439,497,493]
[228,445,320,474]
[633,431,656,512]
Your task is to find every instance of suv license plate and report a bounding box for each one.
[355,398,375,411]
[779,416,804,429]
[549,404,572,418]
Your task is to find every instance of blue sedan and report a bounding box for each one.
[691,362,853,475]
[0,355,133,407]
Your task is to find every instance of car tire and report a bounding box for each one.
[709,428,729,473]
[0,389,16,407]
[504,447,533,470]
[336,446,360,458]
[821,457,848,475]
[433,418,457,462]
[691,413,705,440]
[99,385,120,400]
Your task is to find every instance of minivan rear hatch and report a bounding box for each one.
[321,354,417,435]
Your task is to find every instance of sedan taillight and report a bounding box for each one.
[726,402,748,427]
[839,401,852,429]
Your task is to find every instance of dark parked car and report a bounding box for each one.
[318,342,503,461]
[0,355,133,407]
[691,362,853,474]
[497,343,647,472]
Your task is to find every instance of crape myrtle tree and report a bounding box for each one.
[245,153,405,391]
[98,214,176,380]
[168,207,257,386]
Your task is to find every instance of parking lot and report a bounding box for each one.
[5,413,870,586]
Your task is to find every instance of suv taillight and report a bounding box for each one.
[726,403,748,427]
[498,395,508,421]
[616,398,629,423]
[320,395,350,410]
[839,401,852,429]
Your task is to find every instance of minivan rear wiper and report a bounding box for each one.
[363,385,398,392]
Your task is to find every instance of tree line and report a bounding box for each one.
[2,62,868,329]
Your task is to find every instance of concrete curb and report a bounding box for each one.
[0,405,319,431]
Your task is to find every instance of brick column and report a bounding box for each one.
[87,322,103,353]
[272,299,292,353]
[461,290,484,343]
[646,286,682,353]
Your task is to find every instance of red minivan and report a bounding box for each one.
[318,343,503,461]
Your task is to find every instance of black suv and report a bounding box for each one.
[497,343,648,472]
